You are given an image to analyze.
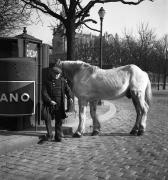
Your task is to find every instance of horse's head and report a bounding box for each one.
[55,60,96,84]
[57,60,82,81]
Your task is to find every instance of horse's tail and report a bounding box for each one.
[145,77,152,106]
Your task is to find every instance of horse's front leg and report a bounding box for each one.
[90,101,101,136]
[73,99,87,138]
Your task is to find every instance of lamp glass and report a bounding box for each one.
[98,7,105,19]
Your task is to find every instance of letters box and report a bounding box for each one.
[0,81,35,116]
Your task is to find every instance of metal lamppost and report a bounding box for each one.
[98,7,106,69]
[98,7,105,105]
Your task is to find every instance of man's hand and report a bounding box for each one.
[50,100,57,106]
[69,98,73,104]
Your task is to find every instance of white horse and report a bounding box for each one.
[57,60,152,137]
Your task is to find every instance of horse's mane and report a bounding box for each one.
[62,60,98,75]
[79,60,98,73]
[63,60,94,67]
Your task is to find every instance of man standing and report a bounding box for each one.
[42,64,73,142]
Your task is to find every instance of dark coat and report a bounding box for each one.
[42,68,72,120]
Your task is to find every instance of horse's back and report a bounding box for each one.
[92,64,150,98]
[73,64,132,100]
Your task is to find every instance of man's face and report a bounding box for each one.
[55,73,61,79]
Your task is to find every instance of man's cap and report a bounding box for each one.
[51,66,62,74]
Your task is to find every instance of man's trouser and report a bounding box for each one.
[55,118,63,140]
[45,118,53,139]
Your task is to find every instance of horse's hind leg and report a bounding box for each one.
[130,92,141,136]
[130,90,149,136]
[90,100,101,136]
[137,93,149,136]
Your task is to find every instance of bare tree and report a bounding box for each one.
[153,39,164,90]
[20,0,153,60]
[123,30,139,65]
[0,0,31,36]
[137,23,156,71]
[161,35,168,89]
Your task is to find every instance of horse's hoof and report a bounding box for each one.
[137,129,145,136]
[73,132,82,138]
[92,130,100,136]
[130,129,138,136]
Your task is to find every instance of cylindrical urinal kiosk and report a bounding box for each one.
[0,58,36,130]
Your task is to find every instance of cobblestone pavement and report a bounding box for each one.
[0,91,168,180]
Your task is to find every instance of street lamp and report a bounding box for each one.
[98,7,105,105]
[98,7,106,69]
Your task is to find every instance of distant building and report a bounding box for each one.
[49,24,67,63]
[75,33,97,47]
[50,25,98,63]
[52,27,66,55]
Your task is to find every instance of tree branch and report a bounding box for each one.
[82,23,100,33]
[76,18,97,28]
[77,0,96,19]
[57,0,68,16]
[100,0,153,5]
[77,0,152,19]
[21,0,66,24]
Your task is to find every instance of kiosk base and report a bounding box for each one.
[0,117,33,131]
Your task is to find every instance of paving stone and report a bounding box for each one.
[1,93,168,179]
[80,174,98,180]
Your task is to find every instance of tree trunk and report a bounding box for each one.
[163,74,167,90]
[64,19,76,111]
[66,20,76,60]
[157,72,160,90]
[162,61,167,90]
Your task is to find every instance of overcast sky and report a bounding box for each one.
[26,0,167,45]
